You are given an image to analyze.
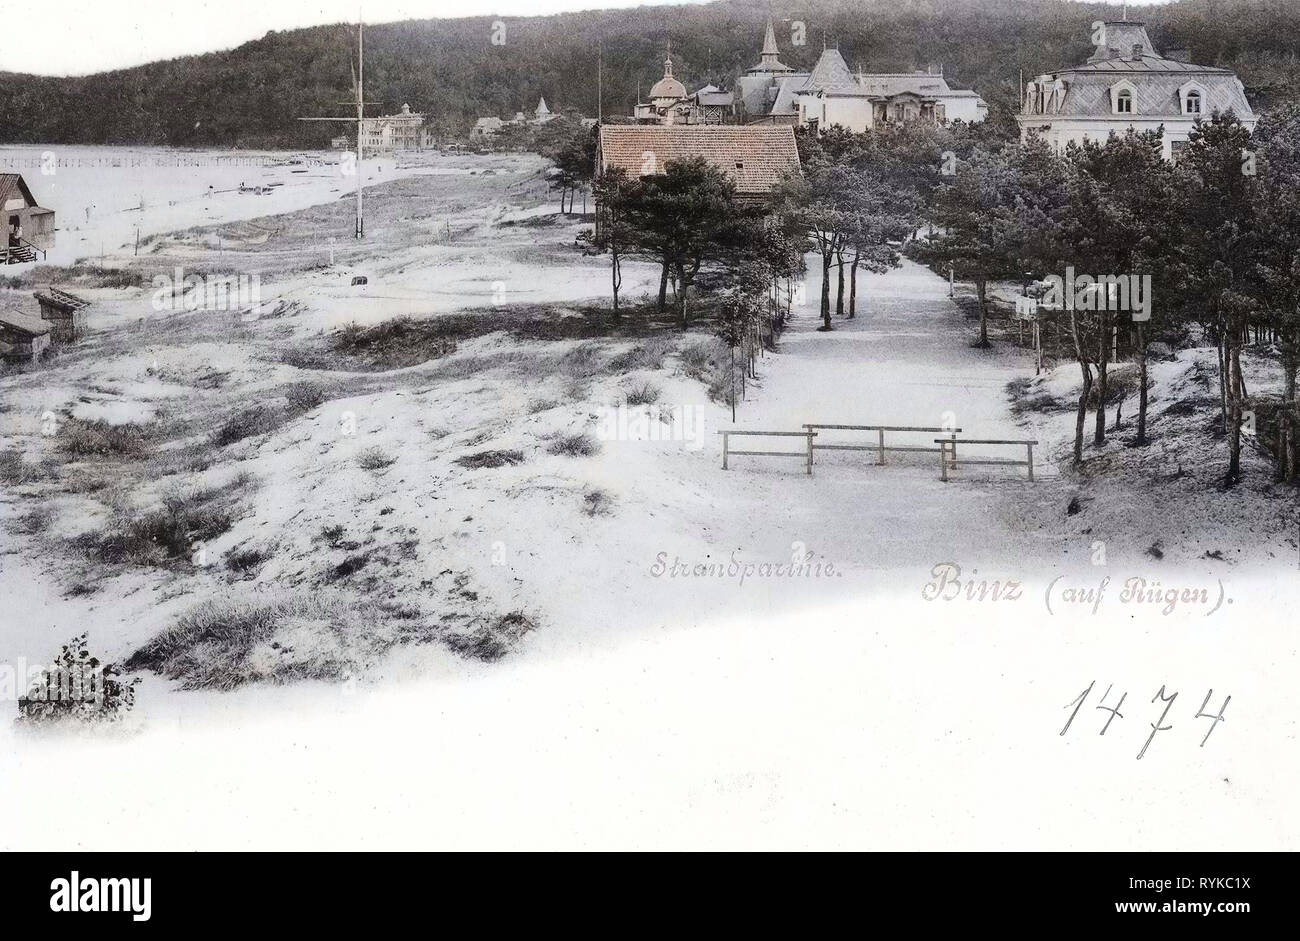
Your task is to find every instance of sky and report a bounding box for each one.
[6,0,1174,78]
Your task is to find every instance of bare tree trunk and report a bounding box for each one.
[677,264,689,329]
[835,249,845,318]
[1226,327,1243,485]
[1074,366,1092,467]
[611,251,621,315]
[1068,308,1091,466]
[1094,317,1109,446]
[657,259,669,313]
[1217,331,1229,433]
[1136,324,1149,445]
[975,279,990,348]
[819,250,833,331]
[848,253,859,318]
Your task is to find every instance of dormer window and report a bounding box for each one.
[1179,82,1208,117]
[1116,90,1133,114]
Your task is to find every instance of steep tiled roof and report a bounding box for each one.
[807,49,857,91]
[598,125,800,195]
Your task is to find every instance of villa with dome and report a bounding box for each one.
[633,46,734,126]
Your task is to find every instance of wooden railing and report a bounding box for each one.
[1,239,46,265]
[717,424,1040,482]
[802,423,962,466]
[936,438,1037,481]
[719,429,817,475]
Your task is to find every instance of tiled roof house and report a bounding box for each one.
[596,125,801,199]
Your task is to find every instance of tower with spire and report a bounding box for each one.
[750,18,795,74]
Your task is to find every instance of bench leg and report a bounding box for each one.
[721,434,728,470]
[806,433,814,476]
[1026,443,1034,482]
[939,442,949,482]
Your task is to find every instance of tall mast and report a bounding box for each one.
[356,18,364,239]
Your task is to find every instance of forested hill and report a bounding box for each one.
[2,0,1298,148]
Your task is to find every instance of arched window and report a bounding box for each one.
[1186,90,1202,114]
[1116,90,1133,114]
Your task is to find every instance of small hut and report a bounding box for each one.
[1,174,56,263]
[34,288,90,343]
[0,310,53,363]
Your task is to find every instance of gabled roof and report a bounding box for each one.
[0,174,42,210]
[598,125,800,195]
[770,77,805,114]
[0,309,52,336]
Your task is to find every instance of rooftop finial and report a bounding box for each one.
[761,17,780,59]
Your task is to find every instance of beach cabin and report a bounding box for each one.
[1,173,55,264]
[0,310,53,363]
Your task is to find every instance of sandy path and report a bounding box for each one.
[707,257,1053,585]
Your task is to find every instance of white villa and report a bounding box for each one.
[360,104,434,151]
[1018,19,1257,159]
[734,20,987,131]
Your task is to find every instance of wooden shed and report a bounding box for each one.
[1,174,55,263]
[0,310,52,362]
[34,288,90,343]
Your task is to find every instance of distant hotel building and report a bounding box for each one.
[360,104,434,151]
[1018,20,1257,159]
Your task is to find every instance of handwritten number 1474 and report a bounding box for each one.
[1060,682,1230,759]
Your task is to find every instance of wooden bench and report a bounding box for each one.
[803,424,962,466]
[935,438,1037,481]
[719,429,817,475]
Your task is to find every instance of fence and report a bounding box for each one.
[718,429,816,475]
[936,438,1037,481]
[717,423,1038,481]
[802,424,962,466]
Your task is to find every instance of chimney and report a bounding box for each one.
[1130,43,1144,60]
